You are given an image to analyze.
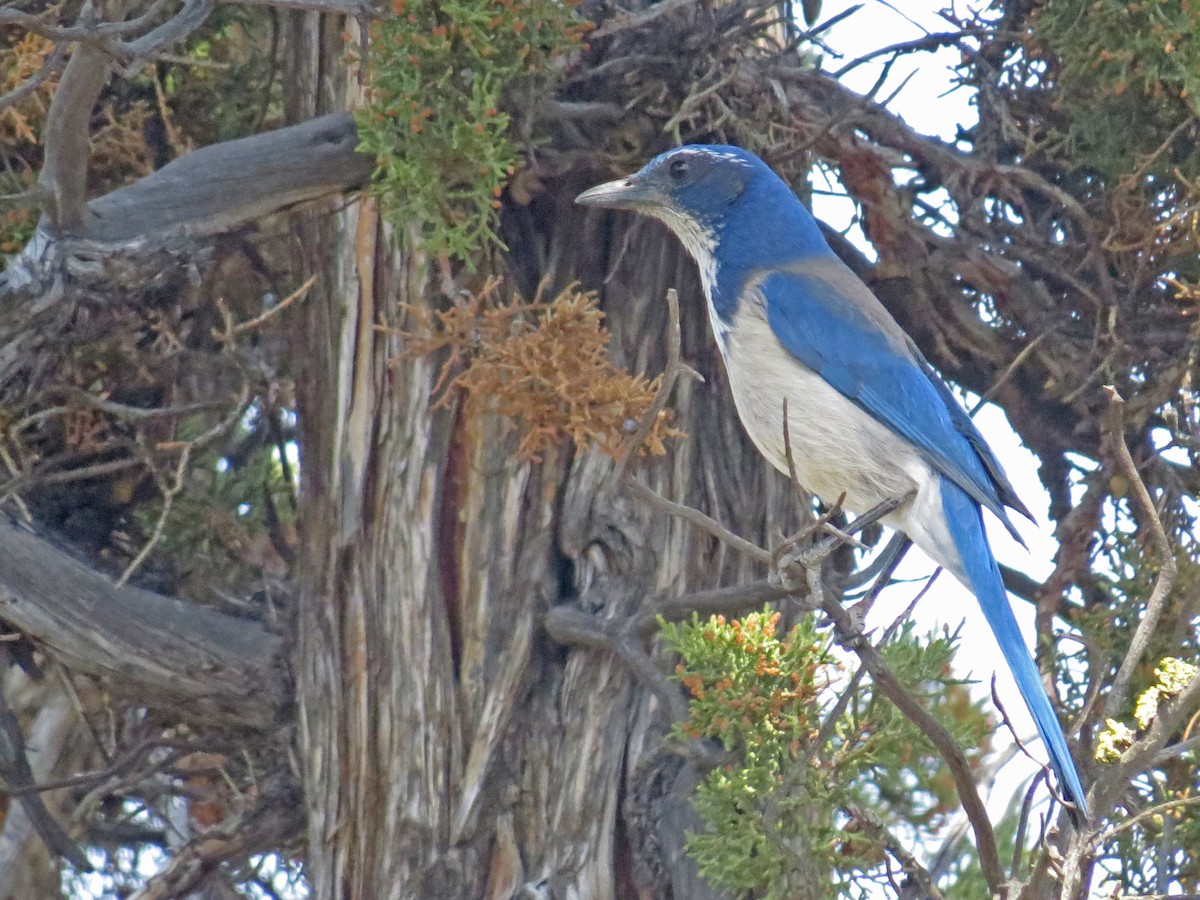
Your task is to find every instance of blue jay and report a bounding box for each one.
[576,145,1088,819]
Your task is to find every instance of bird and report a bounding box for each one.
[576,144,1089,820]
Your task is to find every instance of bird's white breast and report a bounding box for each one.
[717,291,965,578]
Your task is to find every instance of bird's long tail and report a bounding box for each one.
[940,476,1089,821]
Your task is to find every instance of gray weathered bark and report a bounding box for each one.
[282,19,805,897]
[0,516,287,729]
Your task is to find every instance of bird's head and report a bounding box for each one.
[575,145,832,276]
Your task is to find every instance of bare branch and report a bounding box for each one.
[0,515,287,728]
[0,41,67,114]
[844,802,945,900]
[814,576,1006,895]
[1102,387,1178,721]
[35,4,110,234]
[0,648,89,868]
[128,794,299,900]
[84,112,373,242]
[0,0,175,42]
[119,0,215,72]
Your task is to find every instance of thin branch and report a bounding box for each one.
[844,802,945,900]
[1102,387,1178,721]
[814,577,1006,894]
[220,275,316,339]
[991,675,1072,815]
[624,476,772,564]
[128,797,299,900]
[809,570,931,765]
[632,579,788,636]
[831,30,981,80]
[1010,768,1049,879]
[0,647,90,869]
[1089,794,1200,846]
[116,445,192,587]
[119,0,215,72]
[1152,731,1200,767]
[0,41,67,114]
[0,0,173,42]
[969,327,1059,415]
[613,288,692,481]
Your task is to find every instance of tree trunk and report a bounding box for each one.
[284,19,807,900]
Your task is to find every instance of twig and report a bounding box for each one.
[969,327,1058,415]
[780,398,809,513]
[1101,387,1178,721]
[1090,794,1200,846]
[625,477,771,564]
[0,647,91,869]
[843,802,946,900]
[216,274,316,340]
[846,536,917,622]
[809,571,931,764]
[614,288,690,481]
[1152,730,1200,767]
[832,30,982,80]
[117,445,192,588]
[815,586,1006,894]
[0,42,67,114]
[631,579,788,636]
[15,389,225,426]
[991,675,1071,815]
[844,532,909,594]
[0,0,174,43]
[119,0,215,69]
[0,457,146,505]
[1011,768,1050,878]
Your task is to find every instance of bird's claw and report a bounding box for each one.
[843,598,869,636]
[769,544,810,593]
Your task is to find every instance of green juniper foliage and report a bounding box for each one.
[356,0,589,261]
[660,608,991,899]
[1031,0,1200,183]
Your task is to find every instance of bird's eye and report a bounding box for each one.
[668,158,689,180]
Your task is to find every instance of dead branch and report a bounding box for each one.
[811,565,1006,895]
[0,515,287,728]
[128,788,300,900]
[1101,386,1178,721]
[35,4,110,234]
[84,112,373,242]
[843,802,945,900]
[0,648,89,869]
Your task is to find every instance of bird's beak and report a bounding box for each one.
[575,175,662,211]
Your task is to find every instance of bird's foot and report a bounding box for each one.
[842,598,870,637]
[768,542,809,594]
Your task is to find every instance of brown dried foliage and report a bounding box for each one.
[0,32,55,146]
[401,281,682,460]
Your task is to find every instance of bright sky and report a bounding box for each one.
[810,0,1070,841]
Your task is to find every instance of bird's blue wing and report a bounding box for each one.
[760,266,1027,538]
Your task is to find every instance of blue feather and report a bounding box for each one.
[941,477,1089,818]
[760,267,1026,542]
